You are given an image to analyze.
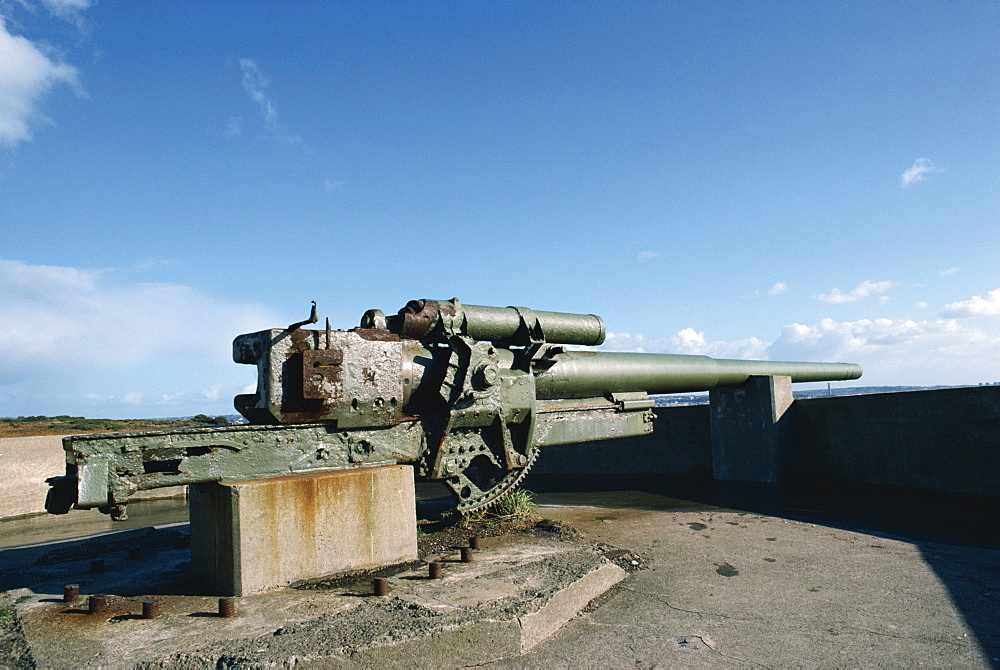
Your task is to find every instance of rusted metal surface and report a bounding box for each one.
[218,598,237,618]
[63,584,79,603]
[88,595,108,615]
[141,600,160,619]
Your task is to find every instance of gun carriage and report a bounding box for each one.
[47,298,861,519]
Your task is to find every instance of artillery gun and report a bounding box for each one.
[47,298,861,518]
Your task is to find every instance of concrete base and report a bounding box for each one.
[189,465,417,596]
[710,375,793,483]
[9,529,626,668]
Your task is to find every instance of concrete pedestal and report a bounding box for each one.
[189,464,417,596]
[709,375,793,483]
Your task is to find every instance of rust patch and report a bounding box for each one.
[302,349,344,399]
[397,299,441,339]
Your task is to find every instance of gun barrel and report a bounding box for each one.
[385,299,606,346]
[534,351,862,399]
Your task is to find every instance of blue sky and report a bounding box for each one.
[1,1,998,418]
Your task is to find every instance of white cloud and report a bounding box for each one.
[0,259,284,416]
[201,384,224,401]
[238,58,301,144]
[901,157,944,187]
[938,266,960,277]
[815,280,897,305]
[767,316,1000,385]
[768,282,788,296]
[602,329,769,360]
[0,15,79,147]
[605,314,1000,387]
[940,288,1000,318]
[636,250,659,263]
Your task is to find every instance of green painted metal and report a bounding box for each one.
[533,351,863,399]
[46,298,862,518]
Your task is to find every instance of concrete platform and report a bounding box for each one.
[2,522,625,668]
[2,482,998,668]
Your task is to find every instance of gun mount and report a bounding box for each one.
[47,298,862,519]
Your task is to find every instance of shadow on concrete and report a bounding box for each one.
[524,473,1000,668]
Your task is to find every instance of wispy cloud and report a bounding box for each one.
[324,178,346,192]
[815,280,897,305]
[636,250,659,263]
[940,288,1000,318]
[938,266,960,277]
[0,15,80,147]
[901,157,945,187]
[768,282,788,296]
[238,58,301,144]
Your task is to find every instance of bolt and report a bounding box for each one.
[469,536,481,550]
[461,547,474,563]
[176,535,189,549]
[142,600,160,619]
[88,594,108,614]
[91,559,105,573]
[428,562,442,579]
[218,597,237,618]
[128,547,142,560]
[373,578,390,596]
[63,584,80,603]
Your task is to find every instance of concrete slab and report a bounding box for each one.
[3,485,998,668]
[483,501,998,668]
[5,525,625,668]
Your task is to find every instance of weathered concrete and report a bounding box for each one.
[709,375,793,483]
[794,386,1000,496]
[3,521,625,668]
[484,500,998,669]
[189,465,417,595]
[3,489,997,668]
[0,435,186,520]
[533,386,1000,497]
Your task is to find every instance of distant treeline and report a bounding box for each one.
[0,414,232,438]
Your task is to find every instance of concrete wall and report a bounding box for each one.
[530,404,712,477]
[0,435,186,520]
[533,386,1000,498]
[794,386,1000,497]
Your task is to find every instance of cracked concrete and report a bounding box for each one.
[3,487,998,667]
[479,501,998,668]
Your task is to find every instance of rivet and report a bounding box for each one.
[88,594,108,614]
[142,600,160,619]
[128,547,142,560]
[218,597,237,618]
[373,578,390,596]
[90,559,105,573]
[429,562,443,579]
[63,584,80,602]
[461,548,474,563]
[469,536,481,550]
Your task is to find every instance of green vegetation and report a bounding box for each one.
[191,414,232,426]
[0,414,233,438]
[461,489,537,528]
[0,605,13,624]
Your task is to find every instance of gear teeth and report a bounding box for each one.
[455,446,541,513]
